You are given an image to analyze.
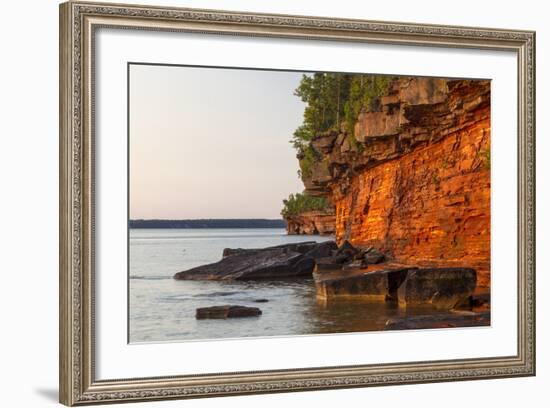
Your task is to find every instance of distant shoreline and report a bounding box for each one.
[129,219,287,229]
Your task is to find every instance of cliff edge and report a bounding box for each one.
[295,77,491,289]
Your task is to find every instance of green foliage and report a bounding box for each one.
[298,144,318,178]
[281,193,331,218]
[343,75,392,136]
[293,73,352,138]
[291,73,393,179]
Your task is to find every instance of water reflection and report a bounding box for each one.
[130,277,457,343]
[307,295,448,334]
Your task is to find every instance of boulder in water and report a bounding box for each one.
[196,305,262,319]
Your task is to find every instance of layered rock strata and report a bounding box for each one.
[173,241,337,280]
[313,263,477,310]
[285,209,336,235]
[384,311,490,330]
[301,78,491,289]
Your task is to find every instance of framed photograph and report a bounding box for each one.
[59,1,535,405]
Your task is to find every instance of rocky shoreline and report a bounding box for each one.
[174,240,490,327]
[174,77,491,329]
[283,77,491,290]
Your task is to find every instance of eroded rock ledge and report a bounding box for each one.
[314,264,477,310]
[311,240,478,310]
[173,241,337,280]
[298,77,491,290]
[285,209,336,235]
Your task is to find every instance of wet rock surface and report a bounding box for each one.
[315,265,476,309]
[315,265,409,301]
[384,311,490,330]
[180,240,481,319]
[312,241,477,310]
[175,241,337,281]
[196,305,262,319]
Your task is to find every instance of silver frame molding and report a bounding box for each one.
[59,1,536,405]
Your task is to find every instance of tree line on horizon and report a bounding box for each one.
[129,219,286,229]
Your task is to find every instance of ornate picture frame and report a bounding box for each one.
[59,1,535,405]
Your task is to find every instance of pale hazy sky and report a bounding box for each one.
[129,64,307,219]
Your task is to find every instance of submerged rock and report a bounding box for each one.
[196,305,262,319]
[175,241,337,281]
[384,311,490,330]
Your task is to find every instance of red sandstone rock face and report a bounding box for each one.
[300,78,491,289]
[285,210,336,235]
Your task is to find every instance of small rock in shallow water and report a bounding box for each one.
[195,305,262,319]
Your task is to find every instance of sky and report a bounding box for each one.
[129,64,308,219]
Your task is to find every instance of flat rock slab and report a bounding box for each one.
[222,241,329,258]
[313,264,477,310]
[384,311,490,330]
[175,241,337,281]
[196,305,262,319]
[314,262,413,281]
[314,264,410,301]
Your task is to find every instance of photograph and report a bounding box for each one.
[56,1,537,405]
[128,65,491,343]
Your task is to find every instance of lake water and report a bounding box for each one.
[129,228,441,343]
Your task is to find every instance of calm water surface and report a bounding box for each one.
[129,228,440,343]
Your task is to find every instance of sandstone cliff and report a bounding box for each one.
[285,209,336,235]
[300,77,491,289]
